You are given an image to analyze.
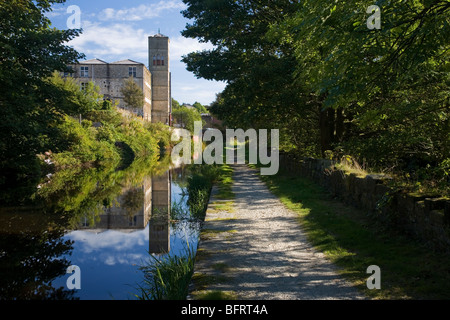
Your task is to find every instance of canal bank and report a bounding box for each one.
[189,164,365,300]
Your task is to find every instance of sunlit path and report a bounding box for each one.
[190,164,366,300]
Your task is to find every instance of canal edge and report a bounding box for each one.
[187,177,239,300]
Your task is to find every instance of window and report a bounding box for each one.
[81,82,88,91]
[80,66,89,77]
[153,55,164,66]
[129,66,137,77]
[63,67,74,77]
[129,215,137,226]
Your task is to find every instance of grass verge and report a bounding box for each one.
[137,162,235,300]
[191,290,238,300]
[256,165,450,300]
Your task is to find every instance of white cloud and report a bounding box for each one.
[63,12,225,105]
[98,0,186,22]
[68,21,150,62]
[45,7,67,18]
[172,80,226,105]
[68,23,216,65]
[170,35,215,62]
[68,228,148,254]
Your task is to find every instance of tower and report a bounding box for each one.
[149,170,171,254]
[148,33,171,124]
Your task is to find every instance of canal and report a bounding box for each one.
[0,157,206,300]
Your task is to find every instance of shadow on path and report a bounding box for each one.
[189,164,366,300]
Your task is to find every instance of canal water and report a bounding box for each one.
[0,160,203,300]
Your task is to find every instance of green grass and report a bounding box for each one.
[212,262,231,272]
[256,165,450,300]
[191,272,231,288]
[191,290,238,300]
[214,163,234,200]
[208,200,235,213]
[136,245,196,300]
[200,228,237,241]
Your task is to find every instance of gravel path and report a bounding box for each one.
[190,164,366,300]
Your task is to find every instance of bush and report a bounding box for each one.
[146,122,172,150]
[172,107,203,132]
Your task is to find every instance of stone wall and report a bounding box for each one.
[279,153,450,252]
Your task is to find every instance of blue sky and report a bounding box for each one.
[47,0,226,105]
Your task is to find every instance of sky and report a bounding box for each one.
[47,0,226,106]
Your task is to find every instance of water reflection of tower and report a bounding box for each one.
[149,170,171,254]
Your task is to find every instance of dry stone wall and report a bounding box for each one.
[279,153,450,252]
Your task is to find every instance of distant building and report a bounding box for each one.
[63,33,172,124]
[64,58,152,121]
[201,113,224,130]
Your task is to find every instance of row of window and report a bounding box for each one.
[79,82,125,93]
[70,66,139,78]
[81,215,138,227]
[65,60,165,78]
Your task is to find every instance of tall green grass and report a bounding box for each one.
[136,245,196,300]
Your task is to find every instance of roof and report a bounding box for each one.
[150,32,168,38]
[79,58,108,64]
[111,59,144,65]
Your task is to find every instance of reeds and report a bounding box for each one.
[135,244,196,300]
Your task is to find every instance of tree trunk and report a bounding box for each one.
[335,107,345,142]
[319,107,335,156]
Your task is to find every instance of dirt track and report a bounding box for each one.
[189,164,366,300]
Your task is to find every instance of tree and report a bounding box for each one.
[48,72,104,115]
[172,98,181,110]
[181,0,318,155]
[0,0,84,196]
[193,101,208,113]
[182,0,450,184]
[172,106,202,132]
[120,77,144,111]
[276,0,450,168]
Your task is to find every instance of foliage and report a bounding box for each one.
[187,171,213,219]
[0,0,84,192]
[146,122,173,151]
[193,101,208,113]
[181,0,450,193]
[48,72,104,115]
[172,106,203,132]
[120,76,144,110]
[172,98,181,110]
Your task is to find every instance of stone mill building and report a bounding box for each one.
[64,33,171,124]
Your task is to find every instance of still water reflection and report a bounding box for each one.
[0,160,201,300]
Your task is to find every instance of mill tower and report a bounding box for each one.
[148,33,171,124]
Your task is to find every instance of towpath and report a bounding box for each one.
[189,164,366,300]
